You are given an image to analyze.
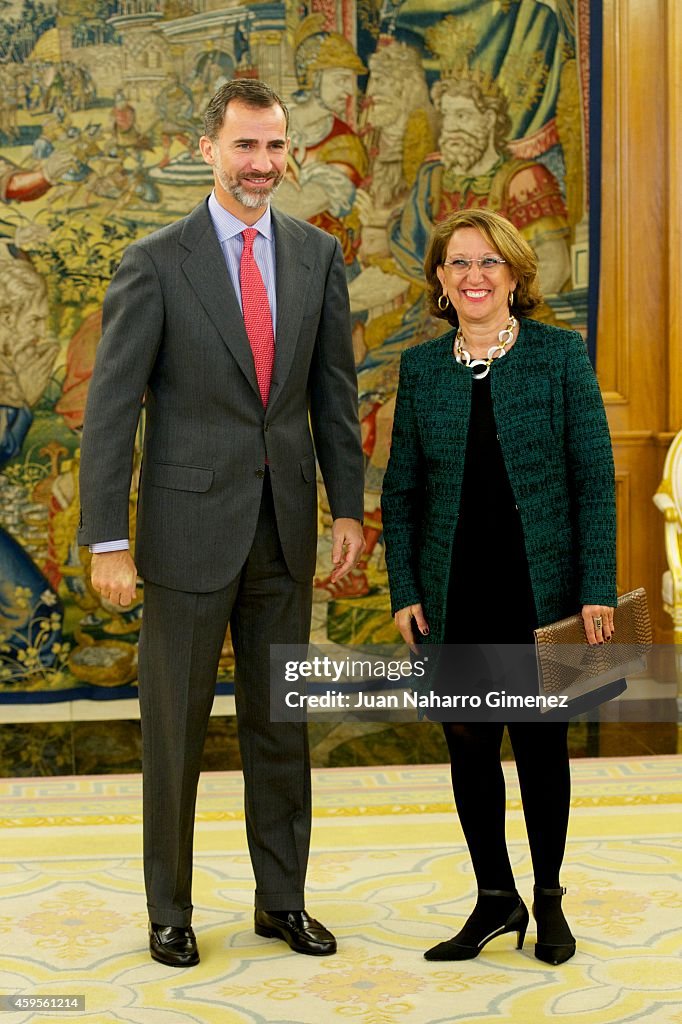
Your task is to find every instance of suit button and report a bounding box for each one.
[264,424,269,432]
[255,469,265,478]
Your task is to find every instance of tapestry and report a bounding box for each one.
[0,0,598,701]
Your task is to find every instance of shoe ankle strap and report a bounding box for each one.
[533,886,567,896]
[478,888,518,898]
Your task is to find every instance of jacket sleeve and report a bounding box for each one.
[308,237,364,522]
[563,332,618,607]
[381,352,426,614]
[78,244,164,546]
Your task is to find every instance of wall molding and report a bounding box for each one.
[610,430,656,446]
[614,471,631,595]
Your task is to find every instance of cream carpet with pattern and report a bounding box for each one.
[1,757,681,1024]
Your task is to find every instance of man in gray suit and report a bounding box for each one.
[78,79,364,967]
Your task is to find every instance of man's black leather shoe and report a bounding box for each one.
[254,909,337,956]
[149,922,199,967]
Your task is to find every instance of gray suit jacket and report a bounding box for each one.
[78,199,364,591]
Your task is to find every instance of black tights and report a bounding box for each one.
[442,721,570,891]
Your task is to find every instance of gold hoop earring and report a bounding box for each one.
[508,291,515,307]
[438,294,449,311]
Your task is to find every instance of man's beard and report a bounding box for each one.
[367,96,400,130]
[215,165,284,209]
[439,130,489,174]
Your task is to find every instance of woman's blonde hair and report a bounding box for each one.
[424,208,543,327]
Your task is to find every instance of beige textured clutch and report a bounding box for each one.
[534,588,652,704]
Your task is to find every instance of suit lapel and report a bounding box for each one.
[179,200,261,401]
[179,202,314,408]
[269,208,313,412]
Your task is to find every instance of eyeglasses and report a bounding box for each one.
[442,257,507,273]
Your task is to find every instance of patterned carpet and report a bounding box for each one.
[1,758,681,1024]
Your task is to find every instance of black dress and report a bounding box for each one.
[445,374,538,644]
[425,373,539,719]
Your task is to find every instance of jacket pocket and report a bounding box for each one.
[147,462,214,492]
[300,455,316,482]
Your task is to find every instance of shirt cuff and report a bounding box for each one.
[90,539,130,553]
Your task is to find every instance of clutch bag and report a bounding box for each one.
[534,588,652,707]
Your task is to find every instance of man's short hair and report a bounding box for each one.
[203,79,290,139]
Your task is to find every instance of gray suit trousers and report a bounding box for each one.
[138,473,313,926]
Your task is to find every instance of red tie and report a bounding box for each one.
[240,228,275,406]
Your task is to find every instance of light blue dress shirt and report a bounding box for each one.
[206,190,277,327]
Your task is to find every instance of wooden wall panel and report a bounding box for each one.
[598,0,666,426]
[612,437,662,624]
[598,0,675,641]
[668,0,682,429]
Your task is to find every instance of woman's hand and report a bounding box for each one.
[581,604,615,645]
[394,603,430,653]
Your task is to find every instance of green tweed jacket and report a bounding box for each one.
[381,317,617,646]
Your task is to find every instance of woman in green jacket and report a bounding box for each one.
[381,209,617,966]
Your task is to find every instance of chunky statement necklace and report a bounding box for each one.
[454,315,518,380]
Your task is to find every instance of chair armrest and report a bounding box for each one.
[653,489,679,522]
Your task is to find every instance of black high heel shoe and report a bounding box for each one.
[532,885,576,964]
[424,888,529,961]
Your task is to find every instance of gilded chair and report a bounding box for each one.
[653,428,682,644]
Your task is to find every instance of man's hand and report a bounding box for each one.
[330,518,365,583]
[90,550,139,607]
[394,603,429,653]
